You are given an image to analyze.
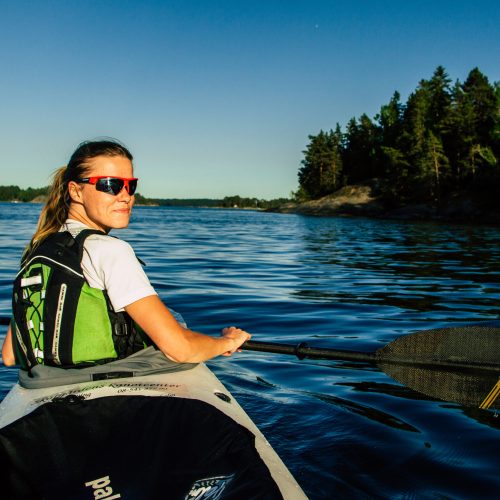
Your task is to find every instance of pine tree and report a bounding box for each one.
[399,86,430,199]
[447,68,498,187]
[377,91,404,148]
[425,66,452,133]
[380,146,410,204]
[298,129,343,199]
[342,114,380,183]
[426,131,450,202]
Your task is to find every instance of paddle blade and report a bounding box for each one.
[377,324,500,372]
[380,362,500,408]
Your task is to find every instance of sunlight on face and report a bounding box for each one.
[72,155,136,233]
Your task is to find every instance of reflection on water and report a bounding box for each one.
[0,202,499,498]
[295,218,499,318]
[304,389,420,432]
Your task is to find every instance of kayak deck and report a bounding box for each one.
[0,363,307,499]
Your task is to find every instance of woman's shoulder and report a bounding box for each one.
[84,232,135,255]
[82,234,140,282]
[61,220,133,252]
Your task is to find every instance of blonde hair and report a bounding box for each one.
[26,167,71,257]
[24,139,133,260]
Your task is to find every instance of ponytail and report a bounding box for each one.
[24,138,133,260]
[24,167,70,259]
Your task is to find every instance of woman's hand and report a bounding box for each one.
[221,327,251,356]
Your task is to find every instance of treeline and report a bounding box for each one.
[134,194,289,209]
[128,194,288,209]
[0,185,49,202]
[298,66,500,207]
[0,187,285,210]
[218,195,290,209]
[134,195,221,207]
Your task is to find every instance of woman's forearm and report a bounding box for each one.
[125,295,250,363]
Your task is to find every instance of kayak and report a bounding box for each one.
[0,362,307,499]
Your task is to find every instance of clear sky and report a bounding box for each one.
[1,1,499,199]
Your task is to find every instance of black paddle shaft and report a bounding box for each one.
[243,323,500,374]
[243,340,377,362]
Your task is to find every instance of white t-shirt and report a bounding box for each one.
[60,219,157,312]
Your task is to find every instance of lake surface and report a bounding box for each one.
[0,202,499,498]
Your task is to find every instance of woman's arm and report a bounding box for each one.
[125,295,251,363]
[1,322,15,366]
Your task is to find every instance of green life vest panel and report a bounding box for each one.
[12,230,148,370]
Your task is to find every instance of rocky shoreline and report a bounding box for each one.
[268,183,500,225]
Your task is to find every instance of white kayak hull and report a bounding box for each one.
[0,363,307,499]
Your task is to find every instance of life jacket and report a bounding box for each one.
[11,230,149,370]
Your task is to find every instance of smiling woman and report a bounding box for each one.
[67,155,137,233]
[1,139,251,374]
[0,141,308,500]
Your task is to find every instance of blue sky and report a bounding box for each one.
[1,1,499,199]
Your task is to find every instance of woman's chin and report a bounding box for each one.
[109,213,131,229]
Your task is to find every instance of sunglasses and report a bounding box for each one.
[77,176,138,196]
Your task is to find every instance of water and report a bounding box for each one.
[1,202,499,498]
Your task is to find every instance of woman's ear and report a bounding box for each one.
[67,181,83,203]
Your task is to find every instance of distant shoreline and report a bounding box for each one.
[2,187,499,225]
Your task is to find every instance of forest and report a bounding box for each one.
[297,66,499,209]
[2,66,497,214]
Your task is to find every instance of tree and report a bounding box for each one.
[425,65,452,133]
[446,68,498,187]
[426,131,450,202]
[377,91,404,148]
[298,129,343,199]
[380,146,410,204]
[494,81,500,159]
[399,86,430,198]
[396,78,452,202]
[462,68,497,145]
[342,114,382,183]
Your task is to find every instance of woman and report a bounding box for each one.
[2,139,251,369]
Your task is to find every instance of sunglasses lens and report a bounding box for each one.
[128,179,138,195]
[96,178,125,195]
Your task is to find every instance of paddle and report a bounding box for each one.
[242,324,500,373]
[1,316,498,407]
[243,323,500,409]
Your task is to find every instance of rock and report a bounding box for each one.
[30,195,48,203]
[271,182,384,217]
[271,183,499,224]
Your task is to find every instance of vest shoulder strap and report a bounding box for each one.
[19,230,109,282]
[73,229,108,262]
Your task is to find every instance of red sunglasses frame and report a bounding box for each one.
[77,176,139,195]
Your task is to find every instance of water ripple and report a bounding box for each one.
[1,202,499,499]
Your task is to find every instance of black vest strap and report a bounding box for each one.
[73,229,107,264]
